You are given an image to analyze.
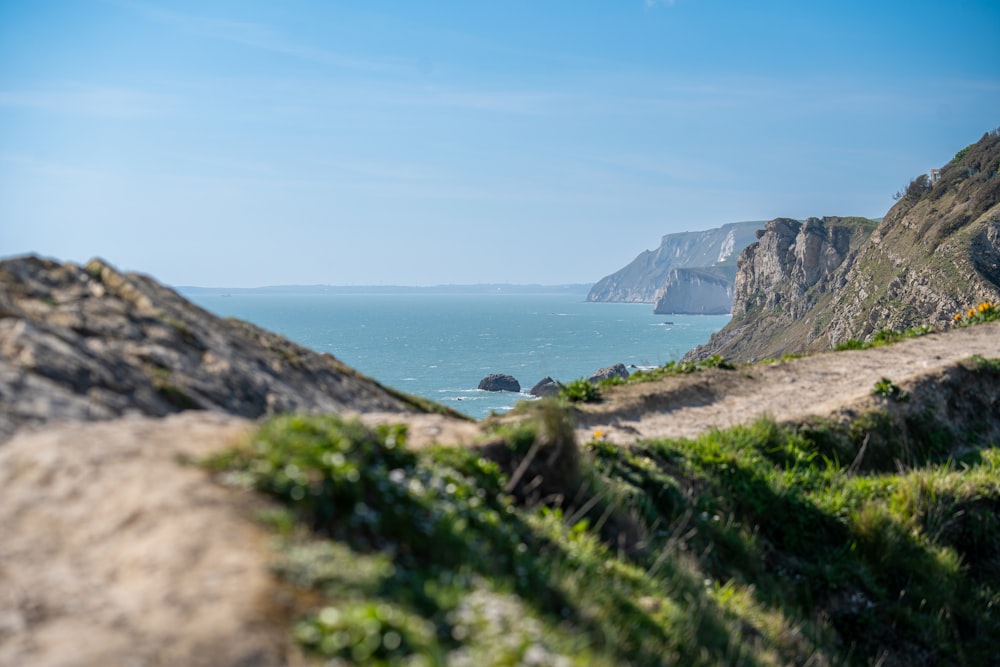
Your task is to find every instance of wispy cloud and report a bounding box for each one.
[0,83,174,118]
[401,87,564,115]
[119,1,398,73]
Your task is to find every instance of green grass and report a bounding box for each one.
[205,403,1000,666]
[559,354,736,403]
[557,355,736,403]
[625,354,735,382]
[954,301,999,328]
[834,325,934,351]
[833,303,997,353]
[872,377,909,401]
[559,377,602,403]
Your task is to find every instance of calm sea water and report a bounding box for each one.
[187,291,730,418]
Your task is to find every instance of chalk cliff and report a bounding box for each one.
[653,267,735,315]
[688,129,1000,362]
[587,220,762,307]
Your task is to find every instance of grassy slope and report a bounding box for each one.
[696,132,1000,363]
[206,349,1000,666]
[803,137,1000,347]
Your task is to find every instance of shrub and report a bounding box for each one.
[560,378,602,403]
[872,377,908,401]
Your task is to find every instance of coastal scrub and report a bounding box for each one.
[206,403,1000,666]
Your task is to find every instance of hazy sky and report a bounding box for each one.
[2,1,998,287]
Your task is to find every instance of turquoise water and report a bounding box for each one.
[187,291,730,418]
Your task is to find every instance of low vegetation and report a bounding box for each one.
[834,325,934,351]
[953,301,999,328]
[558,377,603,404]
[558,355,736,404]
[832,302,996,352]
[872,377,908,402]
[206,386,1000,666]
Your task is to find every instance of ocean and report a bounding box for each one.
[186,290,730,419]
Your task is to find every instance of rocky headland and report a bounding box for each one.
[587,220,762,312]
[688,130,1000,361]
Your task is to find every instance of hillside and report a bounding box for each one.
[689,130,1000,362]
[2,250,999,665]
[587,220,762,310]
[0,255,446,439]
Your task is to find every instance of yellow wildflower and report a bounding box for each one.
[593,429,605,439]
[969,308,977,318]
[953,313,962,321]
[978,302,990,312]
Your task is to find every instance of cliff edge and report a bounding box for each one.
[689,130,1000,362]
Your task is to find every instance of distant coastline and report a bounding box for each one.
[177,283,594,297]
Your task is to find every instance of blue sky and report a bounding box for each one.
[1,1,998,286]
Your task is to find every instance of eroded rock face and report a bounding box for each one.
[689,131,1000,362]
[687,217,877,361]
[731,217,858,321]
[0,255,427,440]
[478,373,521,392]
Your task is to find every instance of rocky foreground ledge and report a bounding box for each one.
[0,255,442,440]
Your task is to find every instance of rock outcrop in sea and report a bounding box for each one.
[478,373,521,392]
[529,376,560,397]
[0,255,434,439]
[687,130,1000,362]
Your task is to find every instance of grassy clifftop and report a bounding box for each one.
[207,353,1000,666]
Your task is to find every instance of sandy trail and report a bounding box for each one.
[0,412,301,667]
[570,321,1000,445]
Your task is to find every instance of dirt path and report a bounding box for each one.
[0,412,301,667]
[570,321,1000,445]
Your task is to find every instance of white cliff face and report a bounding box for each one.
[588,220,763,305]
[653,268,735,315]
[716,229,737,264]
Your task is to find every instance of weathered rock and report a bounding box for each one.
[689,130,1000,362]
[478,373,521,392]
[588,363,629,383]
[529,376,560,397]
[0,255,433,440]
